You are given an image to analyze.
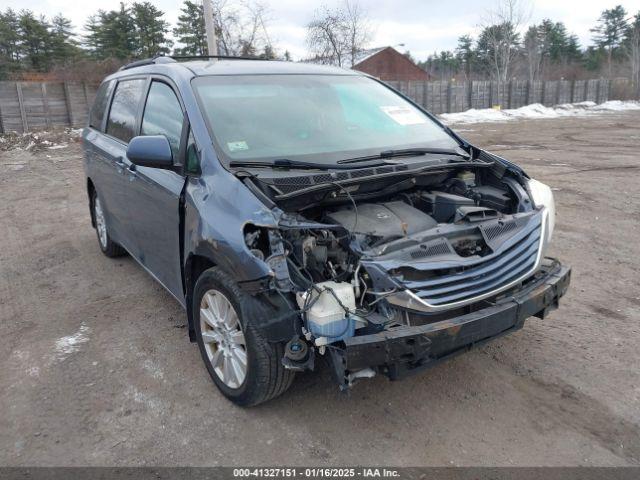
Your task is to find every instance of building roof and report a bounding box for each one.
[352,47,431,82]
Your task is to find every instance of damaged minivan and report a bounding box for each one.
[83,57,571,406]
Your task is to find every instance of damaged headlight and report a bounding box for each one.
[527,178,555,244]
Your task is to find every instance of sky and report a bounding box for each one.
[4,0,640,61]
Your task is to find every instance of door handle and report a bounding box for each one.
[127,163,137,179]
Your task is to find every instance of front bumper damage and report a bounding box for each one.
[327,258,571,388]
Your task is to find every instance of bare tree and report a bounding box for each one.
[212,0,273,57]
[478,0,530,83]
[344,0,371,67]
[306,0,372,67]
[625,13,640,96]
[523,25,542,83]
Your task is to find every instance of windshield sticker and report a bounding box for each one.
[380,106,427,125]
[227,140,249,152]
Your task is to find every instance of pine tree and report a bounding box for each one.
[131,2,172,58]
[523,25,543,82]
[0,9,21,78]
[476,22,520,82]
[259,44,275,59]
[85,3,137,60]
[18,11,53,71]
[591,5,629,76]
[455,35,476,81]
[49,14,79,64]
[173,0,207,56]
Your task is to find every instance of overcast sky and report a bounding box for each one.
[4,0,640,61]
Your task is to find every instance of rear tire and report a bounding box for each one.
[92,190,126,258]
[194,267,294,406]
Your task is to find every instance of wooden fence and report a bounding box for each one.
[0,77,635,134]
[0,81,98,134]
[387,77,636,115]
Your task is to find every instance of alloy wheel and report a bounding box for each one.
[200,289,247,389]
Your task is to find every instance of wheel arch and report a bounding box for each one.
[184,253,217,342]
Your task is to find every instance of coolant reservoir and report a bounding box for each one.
[296,281,356,344]
[457,170,476,187]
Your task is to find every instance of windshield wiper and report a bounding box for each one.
[337,147,471,164]
[229,158,392,170]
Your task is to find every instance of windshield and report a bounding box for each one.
[193,74,461,166]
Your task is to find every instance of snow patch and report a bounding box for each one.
[440,100,640,124]
[55,324,90,357]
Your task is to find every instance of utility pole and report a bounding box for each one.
[202,0,218,57]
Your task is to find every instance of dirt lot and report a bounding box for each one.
[1,112,639,467]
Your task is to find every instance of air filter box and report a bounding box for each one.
[471,185,512,211]
[417,191,475,223]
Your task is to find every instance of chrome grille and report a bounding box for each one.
[396,216,543,308]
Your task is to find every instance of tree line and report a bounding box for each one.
[419,3,640,88]
[0,0,639,94]
[0,0,281,81]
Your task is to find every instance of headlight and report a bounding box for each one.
[527,178,555,243]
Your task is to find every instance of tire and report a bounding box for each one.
[91,190,126,258]
[194,267,295,406]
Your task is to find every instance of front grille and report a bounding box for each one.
[409,240,451,259]
[482,219,517,241]
[396,216,542,307]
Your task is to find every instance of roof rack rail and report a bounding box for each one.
[119,54,269,71]
[171,55,268,61]
[119,56,177,71]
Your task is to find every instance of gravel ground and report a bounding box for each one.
[1,112,639,466]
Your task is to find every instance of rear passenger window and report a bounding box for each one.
[106,79,146,143]
[89,80,114,131]
[141,82,184,160]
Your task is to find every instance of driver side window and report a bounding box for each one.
[141,81,184,160]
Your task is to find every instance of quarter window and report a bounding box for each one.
[106,78,146,143]
[89,80,114,131]
[141,81,184,160]
[185,131,200,174]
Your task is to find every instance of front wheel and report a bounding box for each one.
[194,267,294,406]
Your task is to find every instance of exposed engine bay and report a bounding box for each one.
[241,154,552,387]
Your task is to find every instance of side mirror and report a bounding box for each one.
[127,135,174,169]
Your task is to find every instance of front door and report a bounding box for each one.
[125,79,187,303]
